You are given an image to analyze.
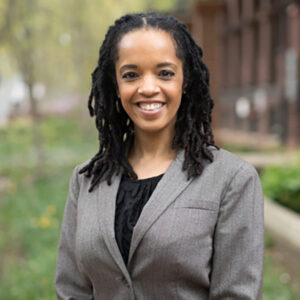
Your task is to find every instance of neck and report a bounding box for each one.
[129,127,177,161]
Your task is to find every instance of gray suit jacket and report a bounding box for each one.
[55,148,264,299]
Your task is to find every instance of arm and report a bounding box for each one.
[209,164,264,300]
[55,166,93,300]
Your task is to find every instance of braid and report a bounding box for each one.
[169,20,218,179]
[80,12,218,192]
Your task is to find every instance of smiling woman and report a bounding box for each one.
[115,29,184,163]
[55,12,264,300]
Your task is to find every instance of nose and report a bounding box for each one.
[138,74,160,97]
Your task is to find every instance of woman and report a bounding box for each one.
[55,12,264,300]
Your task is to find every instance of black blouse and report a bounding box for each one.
[114,173,164,265]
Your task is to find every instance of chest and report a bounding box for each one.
[74,176,221,283]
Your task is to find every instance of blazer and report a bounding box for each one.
[55,147,264,300]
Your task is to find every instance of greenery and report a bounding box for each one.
[0,0,180,96]
[0,115,299,299]
[223,143,263,153]
[261,163,300,213]
[0,114,97,299]
[264,246,299,300]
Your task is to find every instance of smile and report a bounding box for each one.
[138,103,164,111]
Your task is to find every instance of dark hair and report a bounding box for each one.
[79,12,218,192]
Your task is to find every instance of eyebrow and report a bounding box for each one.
[119,62,177,72]
[120,64,138,72]
[157,62,177,69]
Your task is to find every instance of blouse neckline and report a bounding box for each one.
[122,173,164,184]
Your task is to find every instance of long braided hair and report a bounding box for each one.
[79,12,218,192]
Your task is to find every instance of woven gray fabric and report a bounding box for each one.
[55,148,264,300]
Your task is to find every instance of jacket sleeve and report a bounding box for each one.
[55,166,94,300]
[209,164,264,300]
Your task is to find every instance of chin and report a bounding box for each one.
[134,122,174,135]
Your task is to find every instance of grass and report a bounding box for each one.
[0,114,299,299]
[263,235,299,300]
[0,113,97,299]
[0,165,71,299]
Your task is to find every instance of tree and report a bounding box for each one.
[0,0,63,170]
[0,0,178,171]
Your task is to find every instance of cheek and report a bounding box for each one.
[167,82,183,103]
[118,83,136,100]
[170,74,184,94]
[118,88,135,116]
[119,97,131,115]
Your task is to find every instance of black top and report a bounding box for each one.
[114,173,164,265]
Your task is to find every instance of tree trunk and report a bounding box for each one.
[27,82,45,174]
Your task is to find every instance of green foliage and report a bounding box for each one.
[0,114,97,299]
[261,163,300,213]
[0,168,70,300]
[0,0,178,95]
[223,142,260,153]
[0,115,97,173]
[263,253,300,300]
[265,233,275,249]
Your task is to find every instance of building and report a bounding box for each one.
[176,0,300,148]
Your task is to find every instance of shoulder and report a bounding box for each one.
[211,147,255,170]
[203,146,259,184]
[74,159,92,174]
[180,148,261,209]
[69,159,93,194]
[191,147,263,207]
[70,159,91,179]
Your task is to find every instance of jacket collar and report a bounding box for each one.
[97,149,193,278]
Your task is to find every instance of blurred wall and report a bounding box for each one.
[176,0,300,149]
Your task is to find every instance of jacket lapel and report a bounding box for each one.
[127,149,193,266]
[97,174,131,279]
[96,150,194,274]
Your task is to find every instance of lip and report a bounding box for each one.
[135,100,165,105]
[135,101,166,117]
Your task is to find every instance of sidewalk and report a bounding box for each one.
[239,151,298,169]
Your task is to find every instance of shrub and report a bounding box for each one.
[261,164,300,213]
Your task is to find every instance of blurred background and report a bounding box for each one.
[0,0,299,299]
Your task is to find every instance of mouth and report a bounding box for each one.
[137,102,165,111]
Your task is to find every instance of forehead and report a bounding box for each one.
[116,28,180,64]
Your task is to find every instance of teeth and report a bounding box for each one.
[139,103,163,111]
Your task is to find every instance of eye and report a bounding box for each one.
[122,72,138,79]
[158,70,175,78]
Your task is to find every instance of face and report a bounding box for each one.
[115,28,184,135]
